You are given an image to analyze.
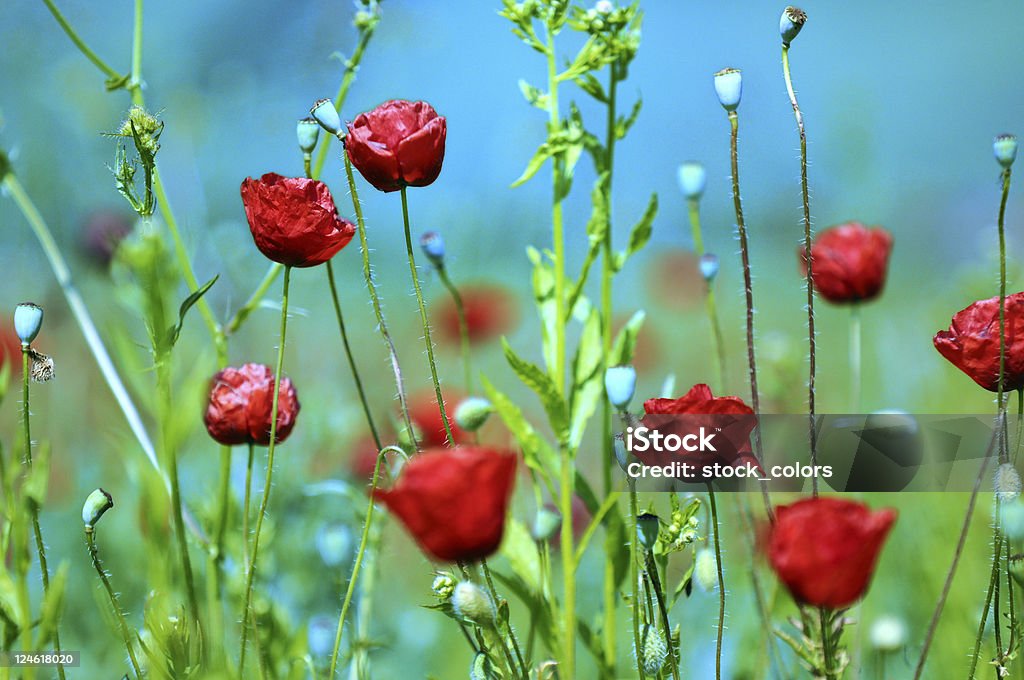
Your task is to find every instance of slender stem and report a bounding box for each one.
[727,112,773,521]
[644,552,681,680]
[400,187,455,444]
[707,484,725,680]
[344,152,416,445]
[87,529,143,680]
[997,168,1012,447]
[629,485,646,680]
[243,443,254,555]
[437,266,473,394]
[239,265,292,674]
[850,306,862,413]
[687,197,727,390]
[39,0,123,80]
[481,558,528,678]
[225,265,282,336]
[818,607,836,680]
[782,43,818,497]
[969,530,1005,678]
[1006,534,1017,657]
[209,443,231,662]
[327,260,383,449]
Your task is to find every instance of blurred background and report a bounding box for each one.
[2,0,1024,676]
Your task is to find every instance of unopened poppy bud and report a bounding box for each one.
[310,99,343,137]
[994,134,1018,169]
[455,397,493,432]
[315,523,354,567]
[714,68,742,113]
[432,572,456,600]
[699,253,720,282]
[14,302,43,346]
[296,117,320,154]
[452,581,495,628]
[613,435,631,471]
[780,6,807,46]
[636,512,660,551]
[419,231,446,267]
[677,161,707,200]
[869,615,907,652]
[532,506,561,541]
[604,365,637,410]
[82,488,114,528]
[640,625,668,676]
[995,463,1021,501]
[694,548,718,592]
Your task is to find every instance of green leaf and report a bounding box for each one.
[480,375,557,493]
[511,140,560,188]
[568,307,603,450]
[165,275,218,349]
[672,560,697,605]
[500,518,541,592]
[528,247,559,383]
[615,96,643,140]
[611,310,646,365]
[518,79,550,110]
[34,563,68,648]
[502,339,569,443]
[575,72,607,103]
[614,192,657,271]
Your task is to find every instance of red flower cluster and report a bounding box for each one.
[240,173,355,267]
[800,222,893,304]
[767,497,896,609]
[373,446,517,562]
[434,285,518,345]
[933,292,1024,392]
[346,100,447,193]
[204,363,300,446]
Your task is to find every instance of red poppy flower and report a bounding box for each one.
[0,325,21,371]
[641,383,760,480]
[768,497,896,609]
[934,292,1024,392]
[240,173,355,267]
[373,446,517,562]
[203,363,300,446]
[345,100,446,193]
[410,390,466,447]
[800,222,893,304]
[434,284,518,345]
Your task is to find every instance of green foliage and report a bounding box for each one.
[109,106,163,217]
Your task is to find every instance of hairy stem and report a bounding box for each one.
[87,529,143,680]
[707,484,725,680]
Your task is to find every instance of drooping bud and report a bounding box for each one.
[604,365,637,410]
[636,512,660,551]
[532,506,562,541]
[419,231,446,268]
[315,523,354,567]
[432,572,456,601]
[694,548,718,592]
[451,581,496,628]
[994,134,1018,169]
[14,302,43,346]
[677,161,707,200]
[713,68,742,113]
[310,99,343,137]
[639,624,668,676]
[455,397,493,432]
[779,6,807,46]
[699,253,720,282]
[869,615,907,652]
[82,488,114,528]
[995,462,1021,501]
[296,117,321,154]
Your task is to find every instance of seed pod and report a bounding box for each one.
[296,117,321,154]
[677,161,707,200]
[713,68,742,112]
[14,302,43,345]
[310,99,343,136]
[780,6,807,47]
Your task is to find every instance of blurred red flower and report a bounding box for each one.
[80,210,133,267]
[934,292,1024,392]
[204,363,300,446]
[434,285,518,345]
[768,497,896,609]
[800,222,893,304]
[373,446,517,562]
[646,249,704,311]
[410,390,466,447]
[0,326,21,371]
[346,100,446,193]
[240,173,355,267]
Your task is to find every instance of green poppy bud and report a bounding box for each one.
[296,117,321,154]
[82,488,114,528]
[677,161,707,200]
[452,581,495,628]
[636,512,660,551]
[532,506,562,541]
[455,397,493,432]
[640,624,668,676]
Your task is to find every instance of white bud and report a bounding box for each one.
[14,302,43,345]
[452,582,495,628]
[82,488,114,528]
[677,161,707,200]
[699,253,720,282]
[640,624,668,676]
[995,462,1021,501]
[694,548,718,592]
[869,615,907,652]
[714,68,742,113]
[604,365,637,410]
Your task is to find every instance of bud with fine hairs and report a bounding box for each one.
[432,572,456,600]
[779,6,807,46]
[451,581,496,628]
[14,302,43,346]
[310,98,343,137]
[636,512,661,551]
[994,133,1018,169]
[694,548,718,592]
[996,462,1022,501]
[455,397,493,431]
[83,488,114,528]
[677,161,707,200]
[639,624,668,676]
[713,68,742,112]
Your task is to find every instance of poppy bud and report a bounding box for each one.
[779,6,807,46]
[800,222,893,304]
[310,99,343,137]
[869,615,907,652]
[432,572,456,600]
[699,253,720,282]
[296,117,321,154]
[315,523,354,567]
[14,302,43,346]
[713,68,742,113]
[454,397,493,432]
[419,231,446,268]
[82,488,114,528]
[694,548,718,592]
[994,134,1018,169]
[677,161,707,200]
[640,625,668,676]
[996,463,1022,501]
[532,506,562,541]
[613,435,630,471]
[636,512,660,551]
[452,581,495,628]
[604,365,637,410]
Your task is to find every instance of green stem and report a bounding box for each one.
[630,485,646,680]
[400,187,455,445]
[39,0,123,80]
[818,607,836,680]
[239,265,292,675]
[209,443,231,663]
[850,305,862,413]
[87,528,143,680]
[481,558,528,678]
[437,266,473,395]
[344,152,416,445]
[644,552,681,680]
[687,197,726,391]
[707,484,725,680]
[243,443,254,555]
[997,168,1012,452]
[969,528,1004,678]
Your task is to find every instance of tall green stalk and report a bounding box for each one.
[686,197,727,391]
[707,484,725,680]
[87,527,143,680]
